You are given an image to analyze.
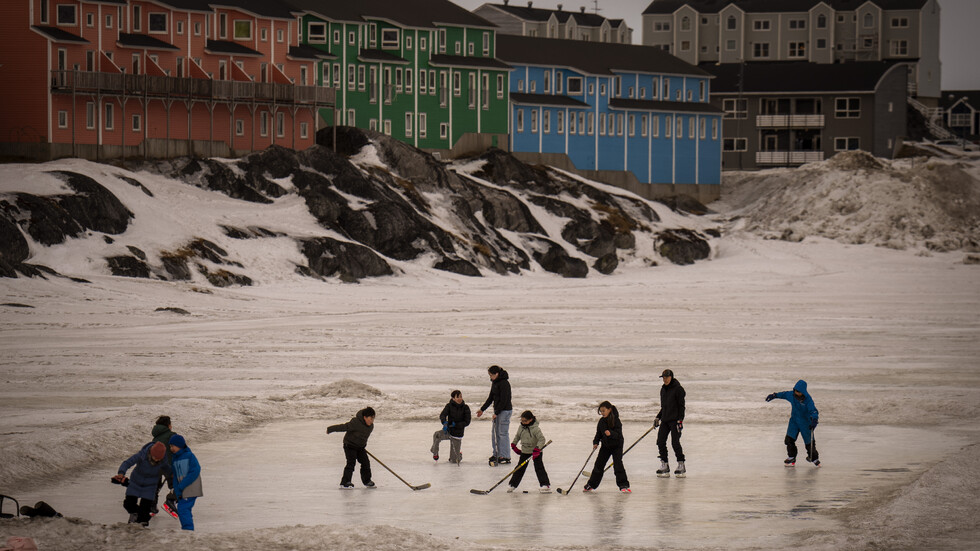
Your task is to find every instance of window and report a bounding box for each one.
[557,111,564,134]
[409,36,416,50]
[726,39,736,51]
[699,118,706,139]
[662,79,669,98]
[58,110,68,128]
[440,122,448,139]
[681,16,691,31]
[950,113,972,127]
[232,119,243,135]
[455,41,461,54]
[617,113,624,136]
[689,116,695,138]
[149,13,166,33]
[817,14,827,29]
[419,113,427,138]
[599,113,606,135]
[453,72,461,96]
[726,16,736,30]
[753,43,770,58]
[195,22,201,36]
[681,40,691,51]
[234,20,252,40]
[384,120,391,135]
[348,31,355,45]
[652,115,659,137]
[531,109,538,132]
[543,71,550,93]
[863,13,874,28]
[395,68,403,92]
[381,28,399,48]
[753,20,771,31]
[482,73,490,109]
[369,119,378,131]
[86,102,95,129]
[405,113,413,138]
[723,98,747,119]
[687,89,693,101]
[260,112,269,136]
[419,69,427,94]
[333,64,340,87]
[333,29,340,43]
[654,21,670,31]
[834,137,860,151]
[723,137,747,151]
[699,81,705,101]
[588,83,595,95]
[347,109,355,126]
[177,21,185,35]
[665,115,672,138]
[41,0,48,23]
[600,83,607,96]
[57,4,76,25]
[890,40,909,56]
[439,29,446,52]
[218,13,226,38]
[628,115,635,137]
[711,119,718,139]
[609,113,615,135]
[276,112,285,137]
[789,19,806,30]
[261,28,267,41]
[497,74,504,99]
[891,17,909,28]
[131,113,142,132]
[483,32,490,55]
[105,14,113,28]
[429,71,436,95]
[300,122,308,139]
[641,114,648,137]
[468,73,476,108]
[308,23,327,43]
[358,66,366,91]
[104,103,114,130]
[835,97,860,118]
[468,42,474,55]
[347,65,355,90]
[817,38,827,49]
[789,42,806,58]
[587,113,594,135]
[517,109,524,132]
[837,14,845,23]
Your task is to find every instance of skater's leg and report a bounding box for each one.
[586,446,612,489]
[802,428,818,461]
[510,453,531,487]
[490,416,500,459]
[670,422,685,462]
[341,445,358,485]
[431,430,448,455]
[123,495,139,516]
[611,447,629,489]
[449,436,463,463]
[496,410,512,460]
[136,498,154,524]
[176,496,196,531]
[656,423,670,461]
[784,435,798,459]
[533,452,551,487]
[356,447,372,485]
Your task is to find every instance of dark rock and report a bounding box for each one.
[530,238,589,278]
[9,193,83,245]
[160,255,192,280]
[106,255,150,278]
[656,195,712,216]
[301,237,393,281]
[221,225,253,239]
[473,147,551,187]
[656,229,711,265]
[127,246,146,261]
[1,302,34,308]
[176,158,273,204]
[116,174,154,197]
[434,257,482,277]
[47,171,133,234]
[316,126,372,157]
[103,235,114,244]
[189,239,228,264]
[155,307,190,315]
[704,228,722,238]
[0,214,30,265]
[200,266,252,287]
[593,253,619,275]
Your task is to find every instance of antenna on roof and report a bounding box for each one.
[592,0,601,15]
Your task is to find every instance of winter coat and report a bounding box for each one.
[481,369,512,414]
[327,411,375,449]
[593,410,625,449]
[439,400,471,438]
[656,378,686,422]
[774,380,819,436]
[152,424,176,467]
[171,446,203,499]
[118,442,172,500]
[511,419,547,453]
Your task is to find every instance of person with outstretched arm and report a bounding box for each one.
[327,407,377,488]
[765,379,820,467]
[476,365,512,466]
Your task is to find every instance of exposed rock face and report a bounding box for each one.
[656,229,712,265]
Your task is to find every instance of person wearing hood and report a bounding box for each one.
[150,415,175,514]
[476,365,513,466]
[327,407,376,489]
[584,401,630,492]
[766,380,820,466]
[113,441,171,527]
[432,390,471,464]
[507,410,551,493]
[654,369,686,478]
[168,434,203,530]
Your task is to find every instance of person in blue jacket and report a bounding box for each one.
[168,434,203,530]
[766,380,820,467]
[113,441,171,526]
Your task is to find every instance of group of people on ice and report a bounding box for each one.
[325,365,821,493]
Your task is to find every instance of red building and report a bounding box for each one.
[0,0,334,160]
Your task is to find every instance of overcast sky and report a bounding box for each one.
[457,0,980,90]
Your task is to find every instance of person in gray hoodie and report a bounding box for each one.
[327,407,376,489]
[507,410,551,493]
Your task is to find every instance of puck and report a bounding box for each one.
[523,491,529,493]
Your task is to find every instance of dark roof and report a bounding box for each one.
[117,33,179,50]
[510,93,591,107]
[358,49,410,64]
[212,0,297,19]
[642,0,928,15]
[429,54,511,70]
[286,0,494,29]
[703,61,909,93]
[153,0,213,11]
[609,98,724,113]
[288,44,336,60]
[485,3,625,28]
[497,35,712,78]
[205,39,263,56]
[940,91,980,110]
[30,26,89,43]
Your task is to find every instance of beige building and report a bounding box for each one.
[475,2,633,44]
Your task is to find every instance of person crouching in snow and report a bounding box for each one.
[168,434,203,530]
[432,390,471,463]
[507,410,551,493]
[584,401,630,493]
[766,380,820,467]
[113,441,171,526]
[327,407,376,489]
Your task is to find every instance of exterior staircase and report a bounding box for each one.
[908,96,956,140]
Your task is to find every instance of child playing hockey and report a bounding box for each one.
[432,390,471,463]
[765,379,820,467]
[584,401,630,493]
[507,410,551,493]
[168,434,203,531]
[113,441,171,526]
[327,407,376,489]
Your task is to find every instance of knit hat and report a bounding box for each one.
[149,441,166,461]
[168,434,187,449]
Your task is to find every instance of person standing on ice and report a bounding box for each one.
[654,369,686,478]
[432,390,471,463]
[507,410,552,492]
[327,407,377,488]
[584,401,630,492]
[765,380,820,467]
[476,365,512,466]
[112,441,171,527]
[168,434,203,531]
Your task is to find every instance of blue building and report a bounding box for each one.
[496,35,723,202]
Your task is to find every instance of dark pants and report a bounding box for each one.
[786,434,819,461]
[509,452,551,488]
[341,444,372,485]
[657,421,685,462]
[586,444,630,490]
[123,495,154,524]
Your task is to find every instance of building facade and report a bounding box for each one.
[497,35,722,201]
[641,0,941,103]
[940,91,980,141]
[474,2,632,44]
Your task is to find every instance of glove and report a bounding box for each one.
[677,420,683,433]
[532,447,541,460]
[326,426,335,434]
[765,393,777,402]
[511,443,521,455]
[654,418,661,428]
[111,475,129,486]
[442,422,449,433]
[809,419,818,430]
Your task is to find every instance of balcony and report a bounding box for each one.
[756,151,824,165]
[756,114,825,128]
[50,70,334,106]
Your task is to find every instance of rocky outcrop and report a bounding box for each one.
[656,229,712,265]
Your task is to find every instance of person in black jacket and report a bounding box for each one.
[583,401,630,493]
[431,390,471,464]
[476,365,513,466]
[654,369,686,477]
[326,407,376,489]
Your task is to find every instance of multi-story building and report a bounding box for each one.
[0,0,334,161]
[497,34,722,201]
[940,91,979,141]
[474,1,632,44]
[706,60,909,169]
[641,0,941,103]
[288,0,511,156]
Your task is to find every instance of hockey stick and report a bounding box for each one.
[556,446,597,495]
[470,440,552,495]
[581,423,657,477]
[364,450,431,491]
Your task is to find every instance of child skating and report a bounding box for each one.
[507,410,551,493]
[168,434,203,531]
[327,407,377,488]
[432,390,471,463]
[766,380,820,467]
[584,401,630,493]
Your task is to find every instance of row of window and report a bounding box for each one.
[58,104,304,139]
[518,76,706,103]
[674,38,909,58]
[723,98,861,119]
[515,109,719,140]
[339,65,504,108]
[722,136,860,151]
[652,13,912,32]
[306,23,490,57]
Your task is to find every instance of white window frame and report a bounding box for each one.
[132,113,141,132]
[104,103,114,130]
[235,118,245,136]
[381,28,399,49]
[56,4,77,26]
[753,19,771,31]
[440,122,449,139]
[234,20,252,40]
[58,110,68,128]
[260,112,269,136]
[405,112,413,138]
[148,12,167,34]
[300,122,308,139]
[835,97,861,118]
[308,22,327,43]
[834,137,860,151]
[276,112,285,138]
[723,137,747,151]
[789,41,806,58]
[419,113,427,138]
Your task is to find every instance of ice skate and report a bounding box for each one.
[657,460,671,478]
[784,456,796,467]
[506,486,516,493]
[620,487,632,493]
[339,482,355,489]
[539,485,551,493]
[674,461,686,478]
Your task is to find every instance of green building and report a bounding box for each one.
[288,0,511,154]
